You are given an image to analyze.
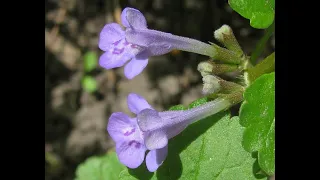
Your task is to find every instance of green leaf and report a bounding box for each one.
[84,51,98,72]
[120,112,266,180]
[119,163,156,180]
[82,75,97,93]
[188,97,209,109]
[169,97,210,111]
[75,151,125,180]
[247,52,275,84]
[169,104,186,111]
[229,0,275,29]
[239,72,275,175]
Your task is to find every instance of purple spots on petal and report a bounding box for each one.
[128,140,136,146]
[123,40,130,46]
[131,44,139,49]
[124,128,136,136]
[113,47,125,54]
[113,39,121,46]
[135,143,141,148]
[128,140,141,149]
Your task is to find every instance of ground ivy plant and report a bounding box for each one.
[75,0,275,179]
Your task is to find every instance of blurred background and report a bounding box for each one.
[45,0,274,179]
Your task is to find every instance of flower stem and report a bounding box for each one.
[246,52,275,85]
[250,22,274,65]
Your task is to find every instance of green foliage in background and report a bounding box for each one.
[82,75,97,93]
[84,51,98,73]
[75,151,125,180]
[82,51,98,93]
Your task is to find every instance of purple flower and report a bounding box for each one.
[99,7,217,79]
[98,22,148,80]
[107,93,231,172]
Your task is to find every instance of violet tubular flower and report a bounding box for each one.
[98,23,148,80]
[99,7,224,80]
[107,93,232,172]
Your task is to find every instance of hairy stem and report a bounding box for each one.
[250,22,274,65]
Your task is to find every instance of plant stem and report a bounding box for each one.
[246,52,275,84]
[250,22,274,65]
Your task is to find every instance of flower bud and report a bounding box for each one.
[202,75,244,95]
[202,75,221,95]
[197,61,239,76]
[214,25,243,56]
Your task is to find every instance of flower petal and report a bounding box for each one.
[165,123,188,139]
[137,109,185,131]
[99,23,125,51]
[146,145,168,172]
[127,93,153,114]
[137,109,163,132]
[158,111,189,139]
[116,141,146,169]
[107,112,137,142]
[99,50,132,69]
[144,130,168,150]
[124,57,149,79]
[125,29,174,56]
[138,109,189,139]
[121,7,147,29]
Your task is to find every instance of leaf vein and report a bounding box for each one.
[194,134,206,180]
